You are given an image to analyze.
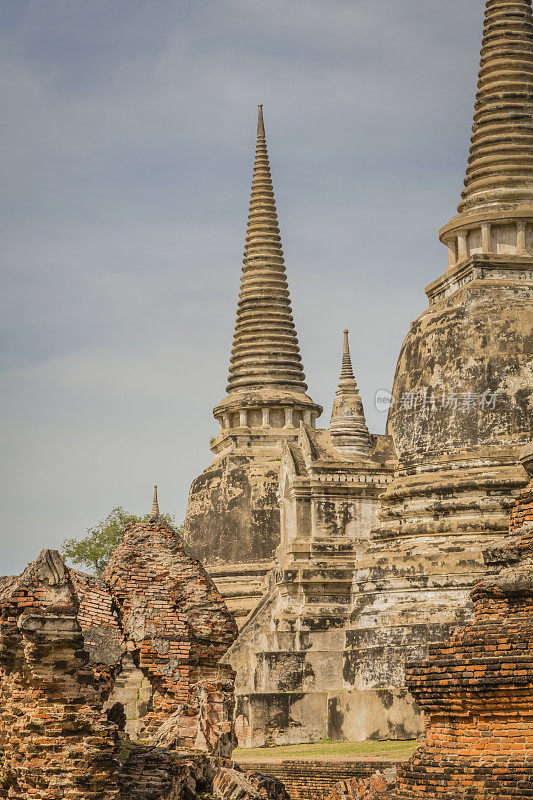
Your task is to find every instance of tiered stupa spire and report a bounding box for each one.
[460,0,533,214]
[329,330,372,458]
[212,106,321,447]
[226,105,308,394]
[337,329,358,391]
[440,0,533,262]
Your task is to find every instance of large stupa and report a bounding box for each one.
[343,0,533,739]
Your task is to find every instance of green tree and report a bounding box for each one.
[61,506,182,576]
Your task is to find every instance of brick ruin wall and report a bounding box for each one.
[236,760,400,800]
[101,518,238,746]
[0,551,121,800]
[0,516,288,800]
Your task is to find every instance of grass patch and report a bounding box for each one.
[234,739,418,762]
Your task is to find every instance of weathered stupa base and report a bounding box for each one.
[325,455,533,799]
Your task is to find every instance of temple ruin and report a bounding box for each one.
[186,0,533,746]
[326,444,533,799]
[0,0,532,796]
[0,492,286,800]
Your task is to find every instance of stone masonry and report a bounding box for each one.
[368,450,533,799]
[323,451,533,798]
[225,336,396,746]
[2,5,531,798]
[392,472,533,797]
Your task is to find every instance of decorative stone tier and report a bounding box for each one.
[328,464,533,800]
[440,217,533,269]
[343,529,497,740]
[342,447,529,739]
[376,452,525,539]
[426,252,533,305]
[212,389,322,458]
[440,0,533,262]
[206,560,274,625]
[458,0,533,215]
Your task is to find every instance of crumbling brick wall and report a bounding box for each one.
[102,515,237,741]
[396,541,533,798]
[390,471,533,799]
[325,773,395,800]
[0,550,122,800]
[241,761,400,800]
[119,750,289,800]
[0,511,240,799]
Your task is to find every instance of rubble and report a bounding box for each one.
[0,499,284,800]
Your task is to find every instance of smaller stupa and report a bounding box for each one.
[329,329,372,457]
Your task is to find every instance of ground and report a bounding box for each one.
[233,740,418,762]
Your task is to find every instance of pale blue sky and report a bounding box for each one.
[1,0,485,573]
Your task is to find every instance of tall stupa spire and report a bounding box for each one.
[440,0,533,263]
[212,106,321,451]
[329,330,372,458]
[226,105,308,394]
[460,0,533,214]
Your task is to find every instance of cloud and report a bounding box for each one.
[0,0,486,573]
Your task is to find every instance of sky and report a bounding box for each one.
[0,0,486,574]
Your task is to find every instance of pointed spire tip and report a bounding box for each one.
[257,104,265,138]
[342,329,351,356]
[151,484,159,516]
[224,101,312,396]
[338,329,356,388]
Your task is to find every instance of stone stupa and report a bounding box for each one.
[343,0,533,740]
[184,106,322,624]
